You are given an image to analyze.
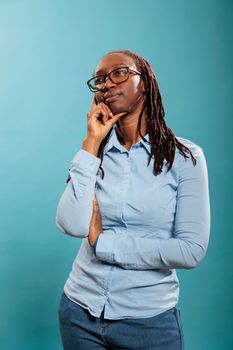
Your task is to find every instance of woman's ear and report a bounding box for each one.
[141,80,146,93]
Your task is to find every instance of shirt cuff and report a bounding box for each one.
[71,149,101,174]
[94,231,117,264]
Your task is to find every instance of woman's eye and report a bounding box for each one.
[113,69,127,77]
[94,77,105,85]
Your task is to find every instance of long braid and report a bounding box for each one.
[94,50,196,180]
[94,50,196,178]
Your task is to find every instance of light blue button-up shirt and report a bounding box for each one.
[56,126,210,319]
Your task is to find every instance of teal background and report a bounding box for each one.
[0,0,232,349]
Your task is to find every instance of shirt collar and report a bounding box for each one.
[103,126,151,155]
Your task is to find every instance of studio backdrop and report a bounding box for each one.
[0,1,232,349]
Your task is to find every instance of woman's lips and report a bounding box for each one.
[105,94,120,103]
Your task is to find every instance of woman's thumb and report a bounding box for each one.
[111,111,128,124]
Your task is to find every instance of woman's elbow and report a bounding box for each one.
[184,243,208,269]
[55,195,91,237]
[55,212,89,238]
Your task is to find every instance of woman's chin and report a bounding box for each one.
[109,103,128,116]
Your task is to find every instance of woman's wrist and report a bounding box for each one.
[82,136,101,157]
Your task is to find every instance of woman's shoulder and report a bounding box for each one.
[174,136,206,171]
[175,136,204,155]
[173,136,208,183]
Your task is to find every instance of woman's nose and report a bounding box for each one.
[103,76,117,90]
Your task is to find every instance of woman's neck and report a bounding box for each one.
[115,109,148,148]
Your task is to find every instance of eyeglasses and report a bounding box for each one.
[87,66,142,92]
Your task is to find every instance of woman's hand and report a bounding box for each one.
[88,196,103,247]
[87,97,128,143]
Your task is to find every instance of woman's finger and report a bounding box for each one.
[88,104,111,125]
[93,196,99,213]
[91,96,97,109]
[96,103,113,123]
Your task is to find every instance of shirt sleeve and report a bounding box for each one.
[95,147,211,270]
[55,149,101,237]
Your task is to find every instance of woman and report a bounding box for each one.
[56,49,210,350]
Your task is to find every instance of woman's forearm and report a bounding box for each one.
[56,147,101,237]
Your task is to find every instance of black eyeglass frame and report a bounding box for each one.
[86,66,142,92]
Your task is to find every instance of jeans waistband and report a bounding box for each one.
[99,306,177,320]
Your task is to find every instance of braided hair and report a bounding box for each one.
[95,49,196,180]
[66,49,196,183]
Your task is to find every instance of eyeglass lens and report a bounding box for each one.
[90,67,129,91]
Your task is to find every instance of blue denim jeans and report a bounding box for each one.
[58,292,184,350]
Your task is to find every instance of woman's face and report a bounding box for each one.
[94,53,145,115]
